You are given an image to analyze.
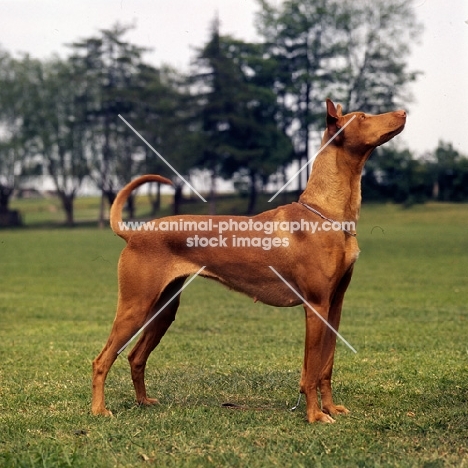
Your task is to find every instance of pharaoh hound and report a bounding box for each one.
[92,99,406,422]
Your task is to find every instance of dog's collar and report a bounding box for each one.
[298,202,357,237]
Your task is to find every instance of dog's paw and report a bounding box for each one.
[323,404,350,416]
[92,407,113,417]
[307,410,336,423]
[137,397,159,406]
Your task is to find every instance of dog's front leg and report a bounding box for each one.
[319,268,353,417]
[301,304,335,423]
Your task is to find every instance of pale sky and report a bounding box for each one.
[1,0,468,157]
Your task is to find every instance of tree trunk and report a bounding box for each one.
[173,185,183,215]
[0,186,21,227]
[247,171,258,215]
[432,180,439,200]
[104,189,116,206]
[148,182,161,216]
[98,188,117,228]
[126,194,135,219]
[209,170,216,215]
[281,165,288,204]
[59,192,75,227]
[0,186,13,213]
[98,191,106,229]
[304,78,311,182]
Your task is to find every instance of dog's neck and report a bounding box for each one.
[299,139,372,223]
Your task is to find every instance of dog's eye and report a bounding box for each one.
[360,113,366,120]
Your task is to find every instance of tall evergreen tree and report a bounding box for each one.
[192,17,240,213]
[131,65,200,215]
[193,18,292,213]
[217,38,292,213]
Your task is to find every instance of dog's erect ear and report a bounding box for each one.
[326,98,338,120]
[326,98,342,138]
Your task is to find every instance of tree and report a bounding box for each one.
[216,38,293,213]
[192,18,292,213]
[432,141,468,202]
[0,50,91,226]
[336,0,422,113]
[256,0,422,190]
[130,65,200,216]
[22,58,89,226]
[361,145,432,204]
[67,23,157,223]
[191,17,241,213]
[0,51,57,225]
[359,142,468,205]
[257,0,340,189]
[0,49,27,224]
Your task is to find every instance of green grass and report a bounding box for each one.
[0,202,467,467]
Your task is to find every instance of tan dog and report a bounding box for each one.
[92,99,406,423]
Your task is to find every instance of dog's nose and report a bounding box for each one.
[396,110,407,119]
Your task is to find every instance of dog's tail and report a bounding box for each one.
[110,174,173,241]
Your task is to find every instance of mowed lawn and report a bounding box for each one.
[0,202,467,467]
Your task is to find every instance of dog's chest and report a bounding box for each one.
[348,246,360,263]
[344,239,360,268]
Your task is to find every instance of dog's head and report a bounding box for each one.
[325,99,406,154]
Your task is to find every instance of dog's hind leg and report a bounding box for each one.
[127,278,185,406]
[319,267,353,417]
[92,296,156,416]
[92,257,172,416]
